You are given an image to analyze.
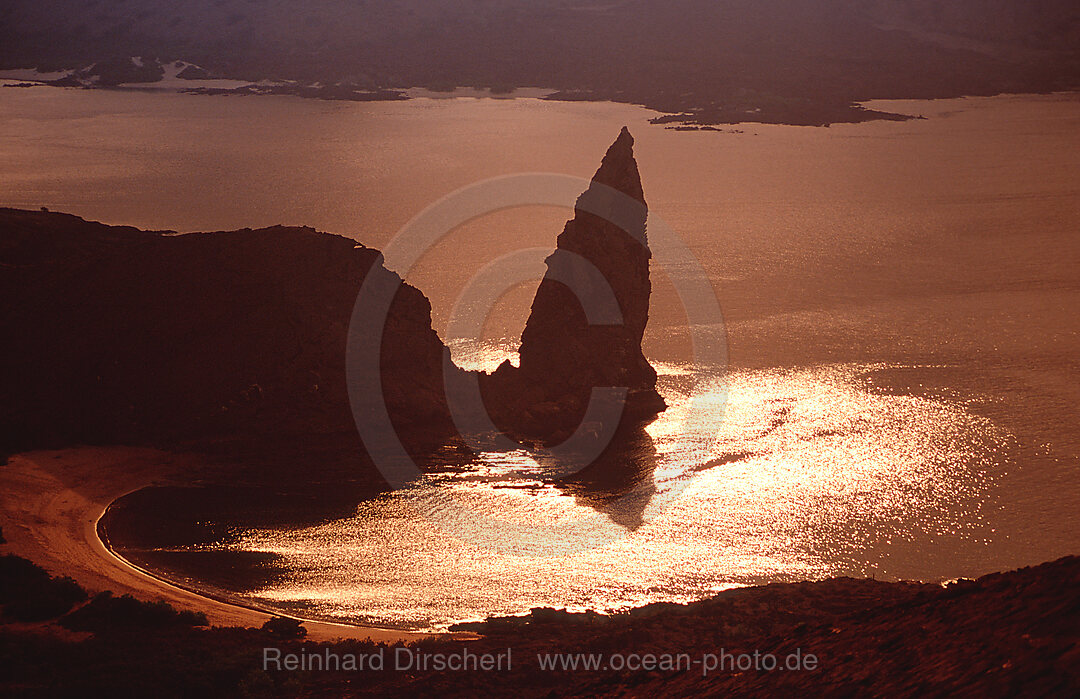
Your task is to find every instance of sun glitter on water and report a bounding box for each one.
[209,353,1006,631]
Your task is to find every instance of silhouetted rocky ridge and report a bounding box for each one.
[1,550,1075,695]
[0,208,457,473]
[1,130,665,474]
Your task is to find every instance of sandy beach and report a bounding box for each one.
[0,447,442,643]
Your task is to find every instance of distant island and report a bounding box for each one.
[2,0,1077,126]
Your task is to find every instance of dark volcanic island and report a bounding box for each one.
[3,1,1078,127]
[1,128,666,477]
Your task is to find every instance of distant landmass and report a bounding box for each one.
[1,0,1077,126]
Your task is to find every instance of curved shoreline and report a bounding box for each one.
[95,496,441,637]
[0,447,456,643]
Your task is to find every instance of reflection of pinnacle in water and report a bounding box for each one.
[553,426,660,530]
[207,363,1005,630]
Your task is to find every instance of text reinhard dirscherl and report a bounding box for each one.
[262,647,819,676]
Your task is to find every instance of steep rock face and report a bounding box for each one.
[482,128,666,442]
[0,209,457,469]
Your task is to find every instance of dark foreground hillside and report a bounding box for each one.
[0,552,1076,696]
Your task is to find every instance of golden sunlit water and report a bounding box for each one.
[195,350,1005,630]
[3,86,1076,631]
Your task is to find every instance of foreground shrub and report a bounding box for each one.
[260,616,307,638]
[0,554,87,621]
[60,591,208,632]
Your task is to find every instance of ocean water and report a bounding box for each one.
[4,86,1078,629]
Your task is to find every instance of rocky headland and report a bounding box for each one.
[1,128,665,476]
[0,208,456,480]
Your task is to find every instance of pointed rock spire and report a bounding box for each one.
[589,126,645,204]
[483,128,666,443]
